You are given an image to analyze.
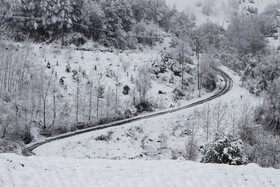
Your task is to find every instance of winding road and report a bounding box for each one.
[25,67,233,155]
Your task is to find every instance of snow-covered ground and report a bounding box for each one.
[33,66,259,160]
[24,36,204,127]
[1,1,280,187]
[1,153,279,187]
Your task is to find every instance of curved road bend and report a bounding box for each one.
[25,67,233,155]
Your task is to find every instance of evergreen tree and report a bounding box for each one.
[40,0,77,42]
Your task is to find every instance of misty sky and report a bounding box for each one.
[165,0,197,11]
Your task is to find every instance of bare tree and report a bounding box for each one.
[213,100,228,133]
[75,72,80,123]
[96,73,104,120]
[192,33,203,97]
[201,103,212,142]
[52,72,57,126]
[178,45,185,91]
[185,122,198,161]
[39,71,52,129]
[237,102,254,130]
[229,104,238,136]
[114,75,121,116]
[88,72,94,122]
[105,86,114,120]
[136,65,152,102]
[121,57,131,76]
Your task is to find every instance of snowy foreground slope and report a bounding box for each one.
[1,153,280,187]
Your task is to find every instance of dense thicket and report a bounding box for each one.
[217,2,280,168]
[0,0,196,49]
[222,3,279,72]
[221,4,280,138]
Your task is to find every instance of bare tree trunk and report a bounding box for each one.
[180,45,185,90]
[88,81,93,121]
[115,76,119,115]
[1,125,7,139]
[214,100,228,133]
[96,75,101,120]
[197,52,201,97]
[195,37,201,97]
[61,20,65,46]
[43,99,47,129]
[41,74,51,129]
[76,79,79,123]
[52,84,56,126]
[96,95,99,120]
[205,104,211,142]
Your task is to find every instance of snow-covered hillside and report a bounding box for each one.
[29,37,201,122]
[171,0,279,27]
[33,67,259,161]
[178,0,280,50]
[1,153,279,187]
[0,35,207,142]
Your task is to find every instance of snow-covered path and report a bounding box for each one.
[27,67,231,155]
[32,66,257,160]
[1,153,279,187]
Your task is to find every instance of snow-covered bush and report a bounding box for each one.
[66,64,71,73]
[0,139,23,154]
[201,134,245,165]
[95,131,113,142]
[225,15,267,55]
[172,87,185,101]
[169,61,181,76]
[64,33,88,46]
[255,81,280,135]
[46,62,51,69]
[239,121,280,168]
[201,71,217,91]
[135,101,153,113]
[106,68,116,78]
[132,21,162,46]
[152,60,167,75]
[123,85,130,95]
[172,125,192,137]
[247,6,258,14]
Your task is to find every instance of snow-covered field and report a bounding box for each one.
[1,153,279,187]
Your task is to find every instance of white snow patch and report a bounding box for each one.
[0,153,279,187]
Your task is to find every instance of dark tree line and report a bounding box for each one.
[0,0,196,49]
